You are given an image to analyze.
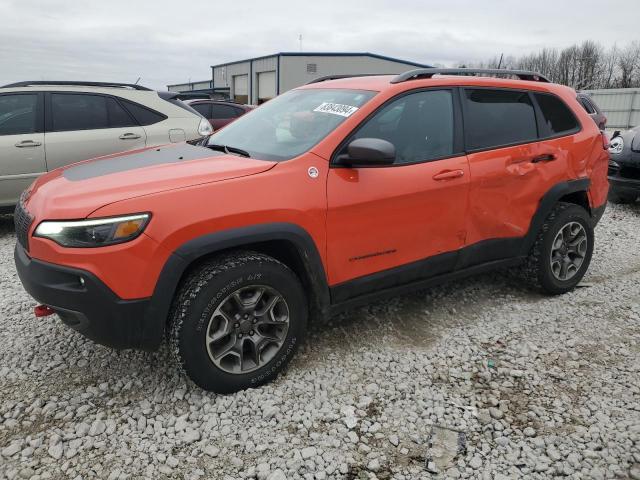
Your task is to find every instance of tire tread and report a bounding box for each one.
[523,201,593,294]
[168,251,286,380]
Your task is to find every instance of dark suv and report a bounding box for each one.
[608,126,640,203]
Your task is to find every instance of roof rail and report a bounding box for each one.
[391,68,550,84]
[1,81,153,91]
[306,74,390,85]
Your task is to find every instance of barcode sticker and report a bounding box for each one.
[313,102,359,117]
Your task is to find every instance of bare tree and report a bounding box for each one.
[575,41,603,89]
[474,41,640,89]
[617,41,640,88]
[598,45,618,89]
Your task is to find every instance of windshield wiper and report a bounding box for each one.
[207,143,251,158]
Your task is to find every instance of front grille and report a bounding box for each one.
[14,195,34,252]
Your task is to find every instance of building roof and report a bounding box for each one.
[168,52,431,89]
[167,80,212,88]
[209,52,431,69]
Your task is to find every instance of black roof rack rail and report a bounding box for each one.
[306,73,390,85]
[1,81,153,91]
[391,68,550,84]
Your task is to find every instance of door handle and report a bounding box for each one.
[119,133,141,140]
[433,169,465,181]
[15,140,42,148]
[531,153,556,163]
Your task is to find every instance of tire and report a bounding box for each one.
[608,189,637,204]
[169,251,307,393]
[524,202,594,295]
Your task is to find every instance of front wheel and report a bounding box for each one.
[169,251,307,393]
[524,202,594,295]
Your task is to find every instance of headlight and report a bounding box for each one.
[609,136,624,155]
[198,118,213,137]
[34,213,150,248]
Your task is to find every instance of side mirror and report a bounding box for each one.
[337,138,396,167]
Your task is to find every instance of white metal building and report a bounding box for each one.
[168,52,430,104]
[167,80,213,95]
[582,87,640,130]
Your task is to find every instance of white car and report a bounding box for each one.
[0,81,212,212]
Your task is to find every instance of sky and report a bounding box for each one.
[0,0,638,91]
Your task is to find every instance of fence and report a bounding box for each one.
[582,87,640,131]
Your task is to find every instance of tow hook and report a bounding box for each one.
[34,305,55,317]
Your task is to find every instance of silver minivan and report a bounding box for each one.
[0,81,212,212]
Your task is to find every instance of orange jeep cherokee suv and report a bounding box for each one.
[14,69,609,393]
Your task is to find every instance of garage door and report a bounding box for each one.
[233,75,248,104]
[257,71,276,104]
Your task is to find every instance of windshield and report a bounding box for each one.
[206,88,377,161]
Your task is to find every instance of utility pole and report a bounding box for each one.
[497,53,504,69]
[298,34,303,52]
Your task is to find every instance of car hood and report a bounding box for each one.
[25,143,276,219]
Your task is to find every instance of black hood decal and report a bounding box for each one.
[63,143,223,181]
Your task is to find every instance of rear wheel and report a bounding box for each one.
[169,251,307,393]
[609,189,637,204]
[524,202,594,295]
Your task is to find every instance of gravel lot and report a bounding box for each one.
[1,203,639,480]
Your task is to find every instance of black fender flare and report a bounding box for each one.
[141,223,329,348]
[519,178,591,255]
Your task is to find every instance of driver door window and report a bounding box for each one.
[346,90,455,164]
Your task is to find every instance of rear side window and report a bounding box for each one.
[191,103,211,118]
[50,94,138,131]
[464,89,538,150]
[535,93,580,136]
[0,94,38,135]
[51,94,109,131]
[212,105,242,119]
[578,96,595,114]
[120,99,167,126]
[106,98,137,127]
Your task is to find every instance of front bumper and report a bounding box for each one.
[608,174,640,194]
[608,158,640,195]
[14,243,157,350]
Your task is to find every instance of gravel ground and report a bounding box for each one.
[1,203,639,480]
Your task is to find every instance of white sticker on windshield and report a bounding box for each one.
[313,102,359,117]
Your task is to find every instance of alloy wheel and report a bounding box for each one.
[549,221,588,281]
[205,285,290,374]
